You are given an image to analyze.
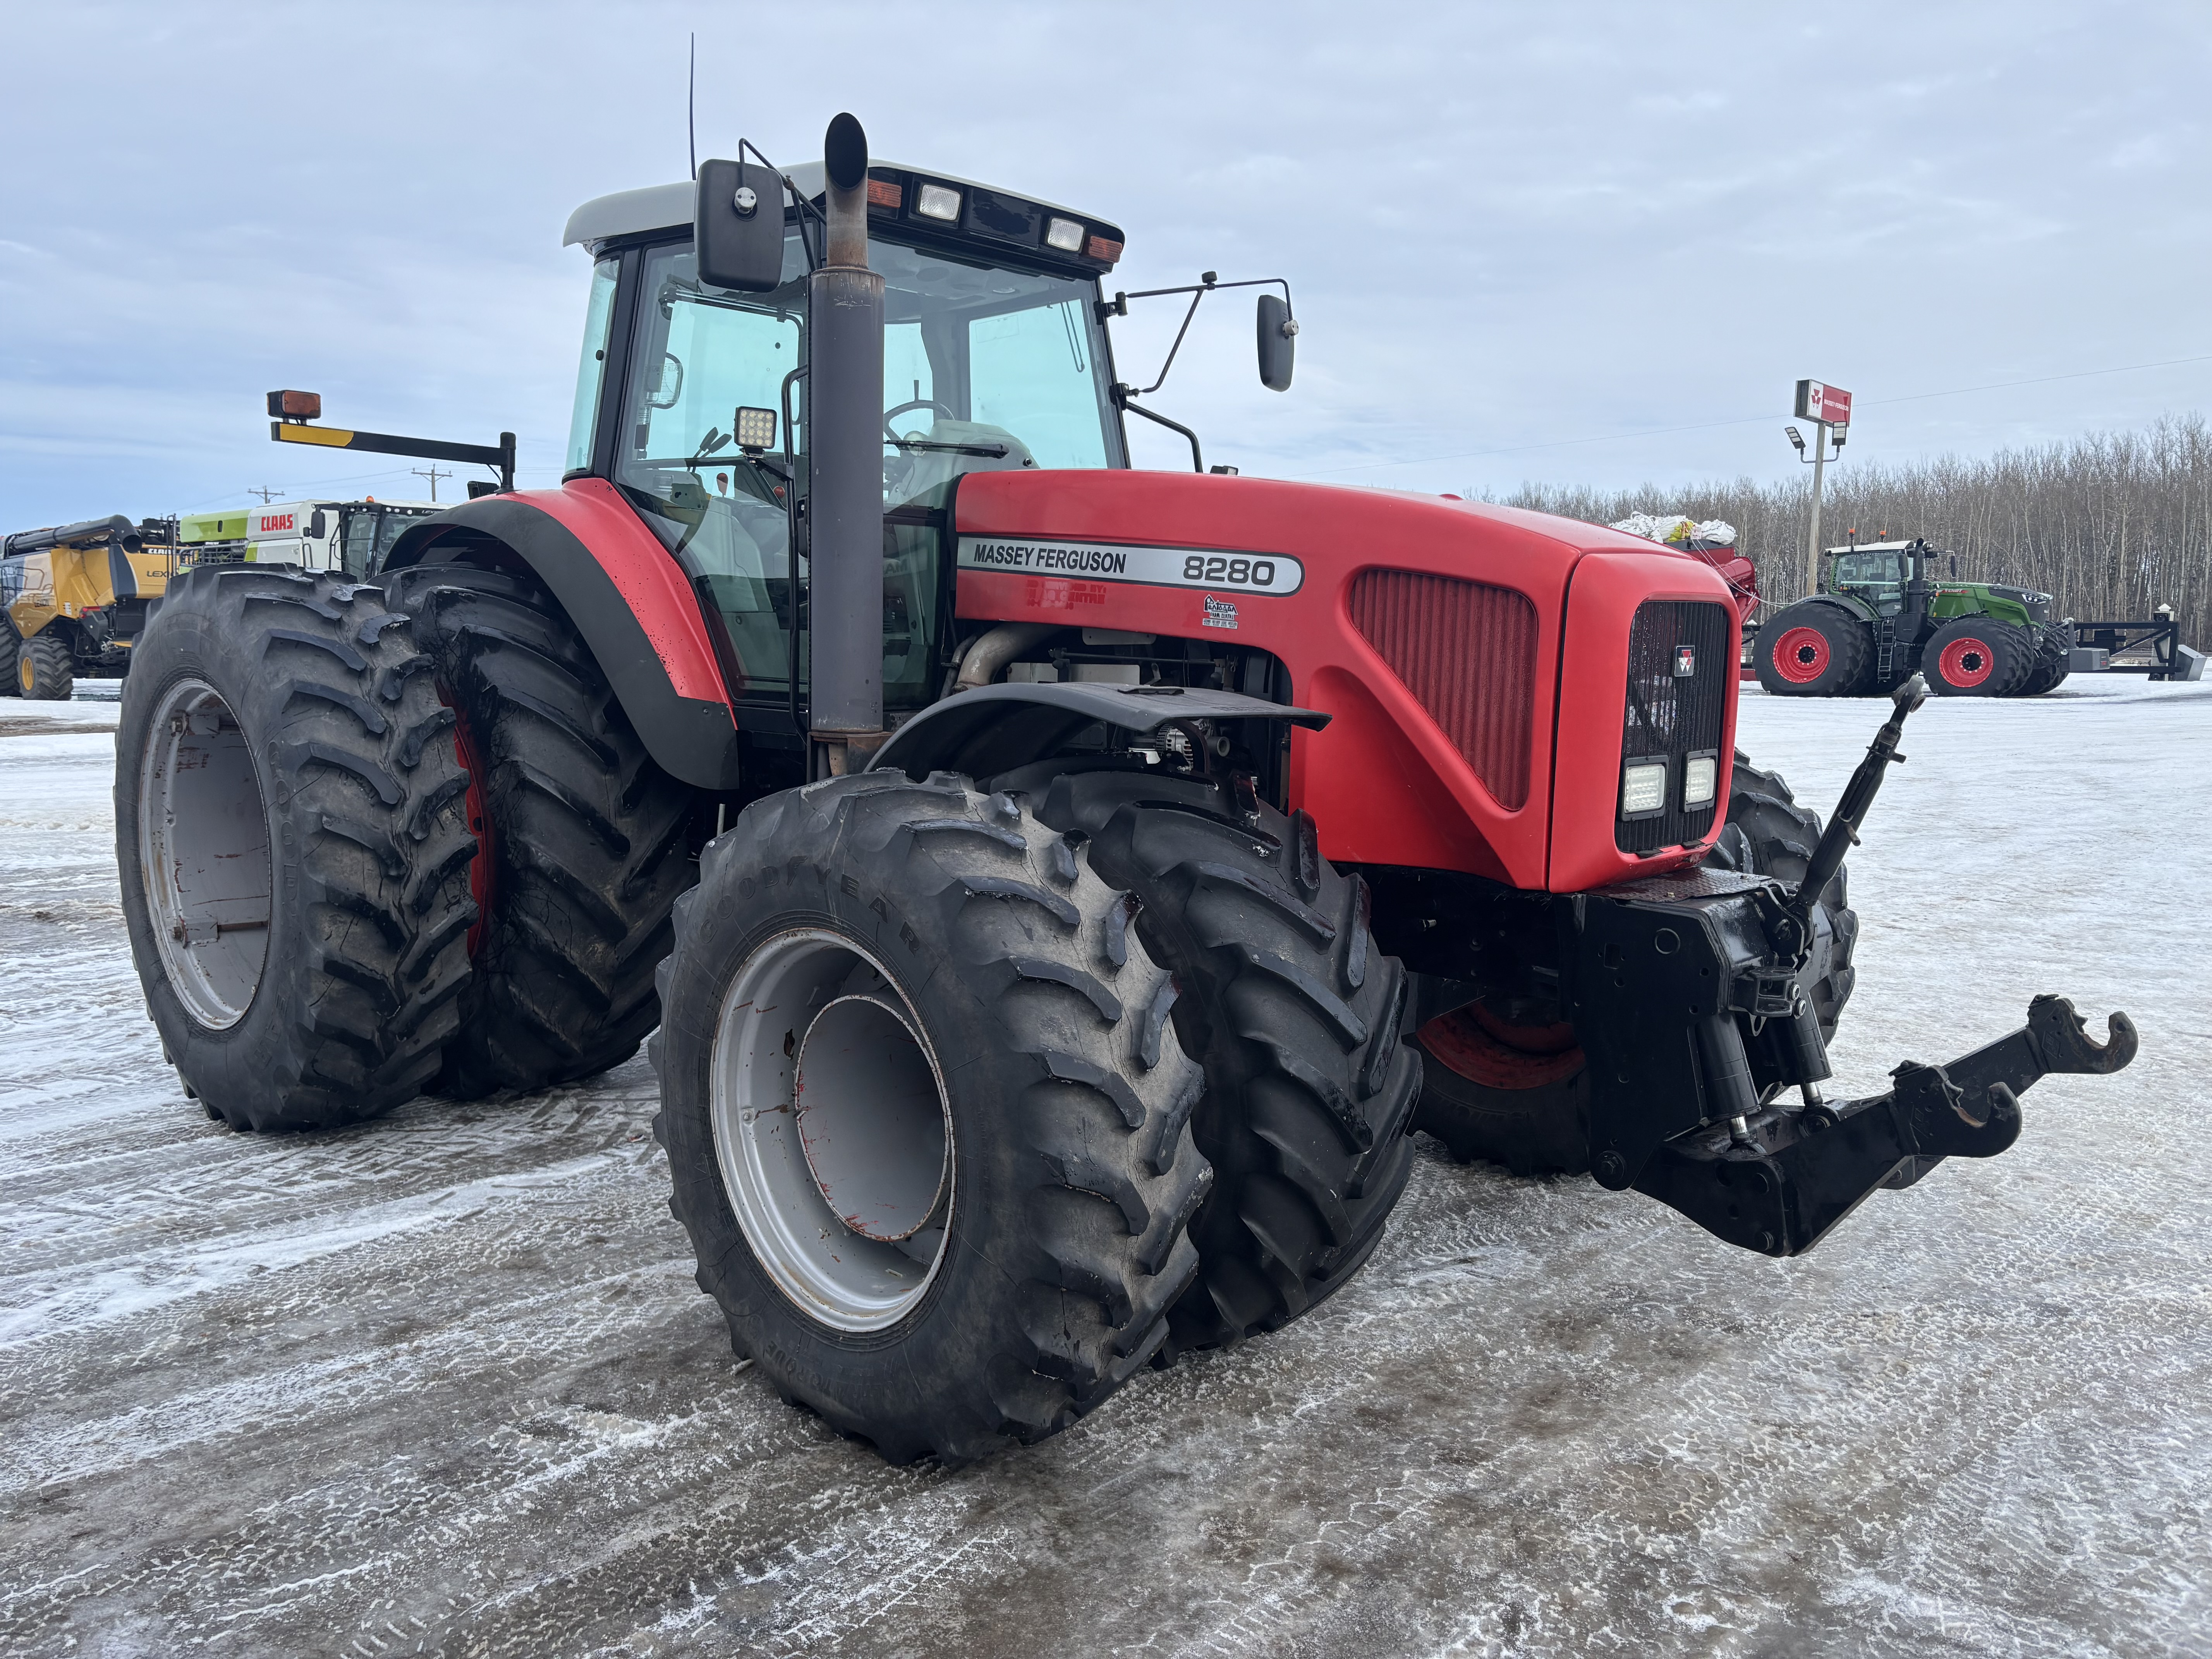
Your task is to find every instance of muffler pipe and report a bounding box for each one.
[805,112,886,770]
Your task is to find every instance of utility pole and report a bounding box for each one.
[248,485,279,504]
[1787,380,1854,599]
[410,465,451,503]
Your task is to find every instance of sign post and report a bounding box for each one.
[1790,380,1852,600]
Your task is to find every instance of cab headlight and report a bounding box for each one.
[1620,760,1668,818]
[915,183,962,222]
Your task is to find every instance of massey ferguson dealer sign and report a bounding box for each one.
[957,536,1304,596]
[1794,379,1853,426]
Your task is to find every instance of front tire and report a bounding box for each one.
[1009,765,1422,1351]
[653,773,1211,1463]
[1924,617,2033,696]
[19,630,74,700]
[115,567,478,1129]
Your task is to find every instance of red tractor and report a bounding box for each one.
[116,117,2135,1463]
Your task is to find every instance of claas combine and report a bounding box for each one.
[113,116,2136,1463]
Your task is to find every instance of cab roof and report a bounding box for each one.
[562,160,1117,255]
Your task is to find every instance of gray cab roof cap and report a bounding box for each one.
[562,160,1105,249]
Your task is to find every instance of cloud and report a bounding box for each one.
[1,0,2207,524]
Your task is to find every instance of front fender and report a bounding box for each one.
[383,481,741,790]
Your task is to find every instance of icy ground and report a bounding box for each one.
[2,678,2207,1658]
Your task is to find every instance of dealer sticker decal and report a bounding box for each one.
[957,535,1304,596]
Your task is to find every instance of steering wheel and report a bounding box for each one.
[884,398,958,442]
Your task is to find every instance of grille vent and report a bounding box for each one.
[1348,570,1538,809]
[1616,599,1731,854]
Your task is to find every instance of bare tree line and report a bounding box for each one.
[1477,413,2212,648]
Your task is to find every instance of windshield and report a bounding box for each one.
[612,230,1121,706]
[341,505,437,577]
[1831,550,1910,614]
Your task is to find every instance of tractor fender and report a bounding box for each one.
[382,481,742,790]
[870,681,1328,782]
[1791,593,1878,626]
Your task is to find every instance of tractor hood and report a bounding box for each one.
[951,467,1743,893]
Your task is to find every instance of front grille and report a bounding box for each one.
[1349,570,1538,809]
[1616,599,1731,854]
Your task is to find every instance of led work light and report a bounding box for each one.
[1045,216,1084,252]
[733,407,778,455]
[1682,753,1717,809]
[1620,761,1668,818]
[915,183,962,222]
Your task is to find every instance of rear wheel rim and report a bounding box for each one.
[1939,636,1995,687]
[139,678,272,1029]
[709,928,954,1332]
[17,654,32,694]
[1772,625,1831,684]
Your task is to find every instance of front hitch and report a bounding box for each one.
[1634,996,2137,1255]
[1562,673,2140,1256]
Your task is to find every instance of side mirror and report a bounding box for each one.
[1257,293,1297,392]
[696,158,787,293]
[308,509,327,539]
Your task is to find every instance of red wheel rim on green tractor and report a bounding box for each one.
[1937,635,1997,689]
[1772,625,1832,685]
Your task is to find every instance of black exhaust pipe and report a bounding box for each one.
[806,113,885,772]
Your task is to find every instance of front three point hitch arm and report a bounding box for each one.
[1632,994,2137,1256]
[1567,673,2140,1257]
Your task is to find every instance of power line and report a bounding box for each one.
[1301,350,2212,477]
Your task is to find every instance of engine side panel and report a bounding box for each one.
[381,481,742,791]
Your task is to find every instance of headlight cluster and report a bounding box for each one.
[1619,750,1720,820]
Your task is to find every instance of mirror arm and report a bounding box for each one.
[735,137,824,275]
[1094,275,1295,395]
[1113,384,1204,474]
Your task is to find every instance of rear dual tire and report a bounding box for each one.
[387,565,701,1097]
[1754,601,1871,697]
[115,567,478,1129]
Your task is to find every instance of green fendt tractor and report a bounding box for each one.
[1756,539,2071,698]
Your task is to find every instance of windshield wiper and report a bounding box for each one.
[886,438,1008,457]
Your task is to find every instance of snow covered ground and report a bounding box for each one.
[2,677,2206,1657]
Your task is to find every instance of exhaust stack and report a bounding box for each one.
[806,112,886,771]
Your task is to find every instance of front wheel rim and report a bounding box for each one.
[139,677,273,1029]
[1939,636,1995,687]
[709,927,955,1333]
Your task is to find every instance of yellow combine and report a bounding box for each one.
[1,515,175,699]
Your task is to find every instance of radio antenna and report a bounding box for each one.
[687,34,697,181]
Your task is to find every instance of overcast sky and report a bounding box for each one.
[4,2,2207,526]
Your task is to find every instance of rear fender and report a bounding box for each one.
[382,479,741,790]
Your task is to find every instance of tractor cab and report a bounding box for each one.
[561,165,1131,708]
[1826,540,1922,617]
